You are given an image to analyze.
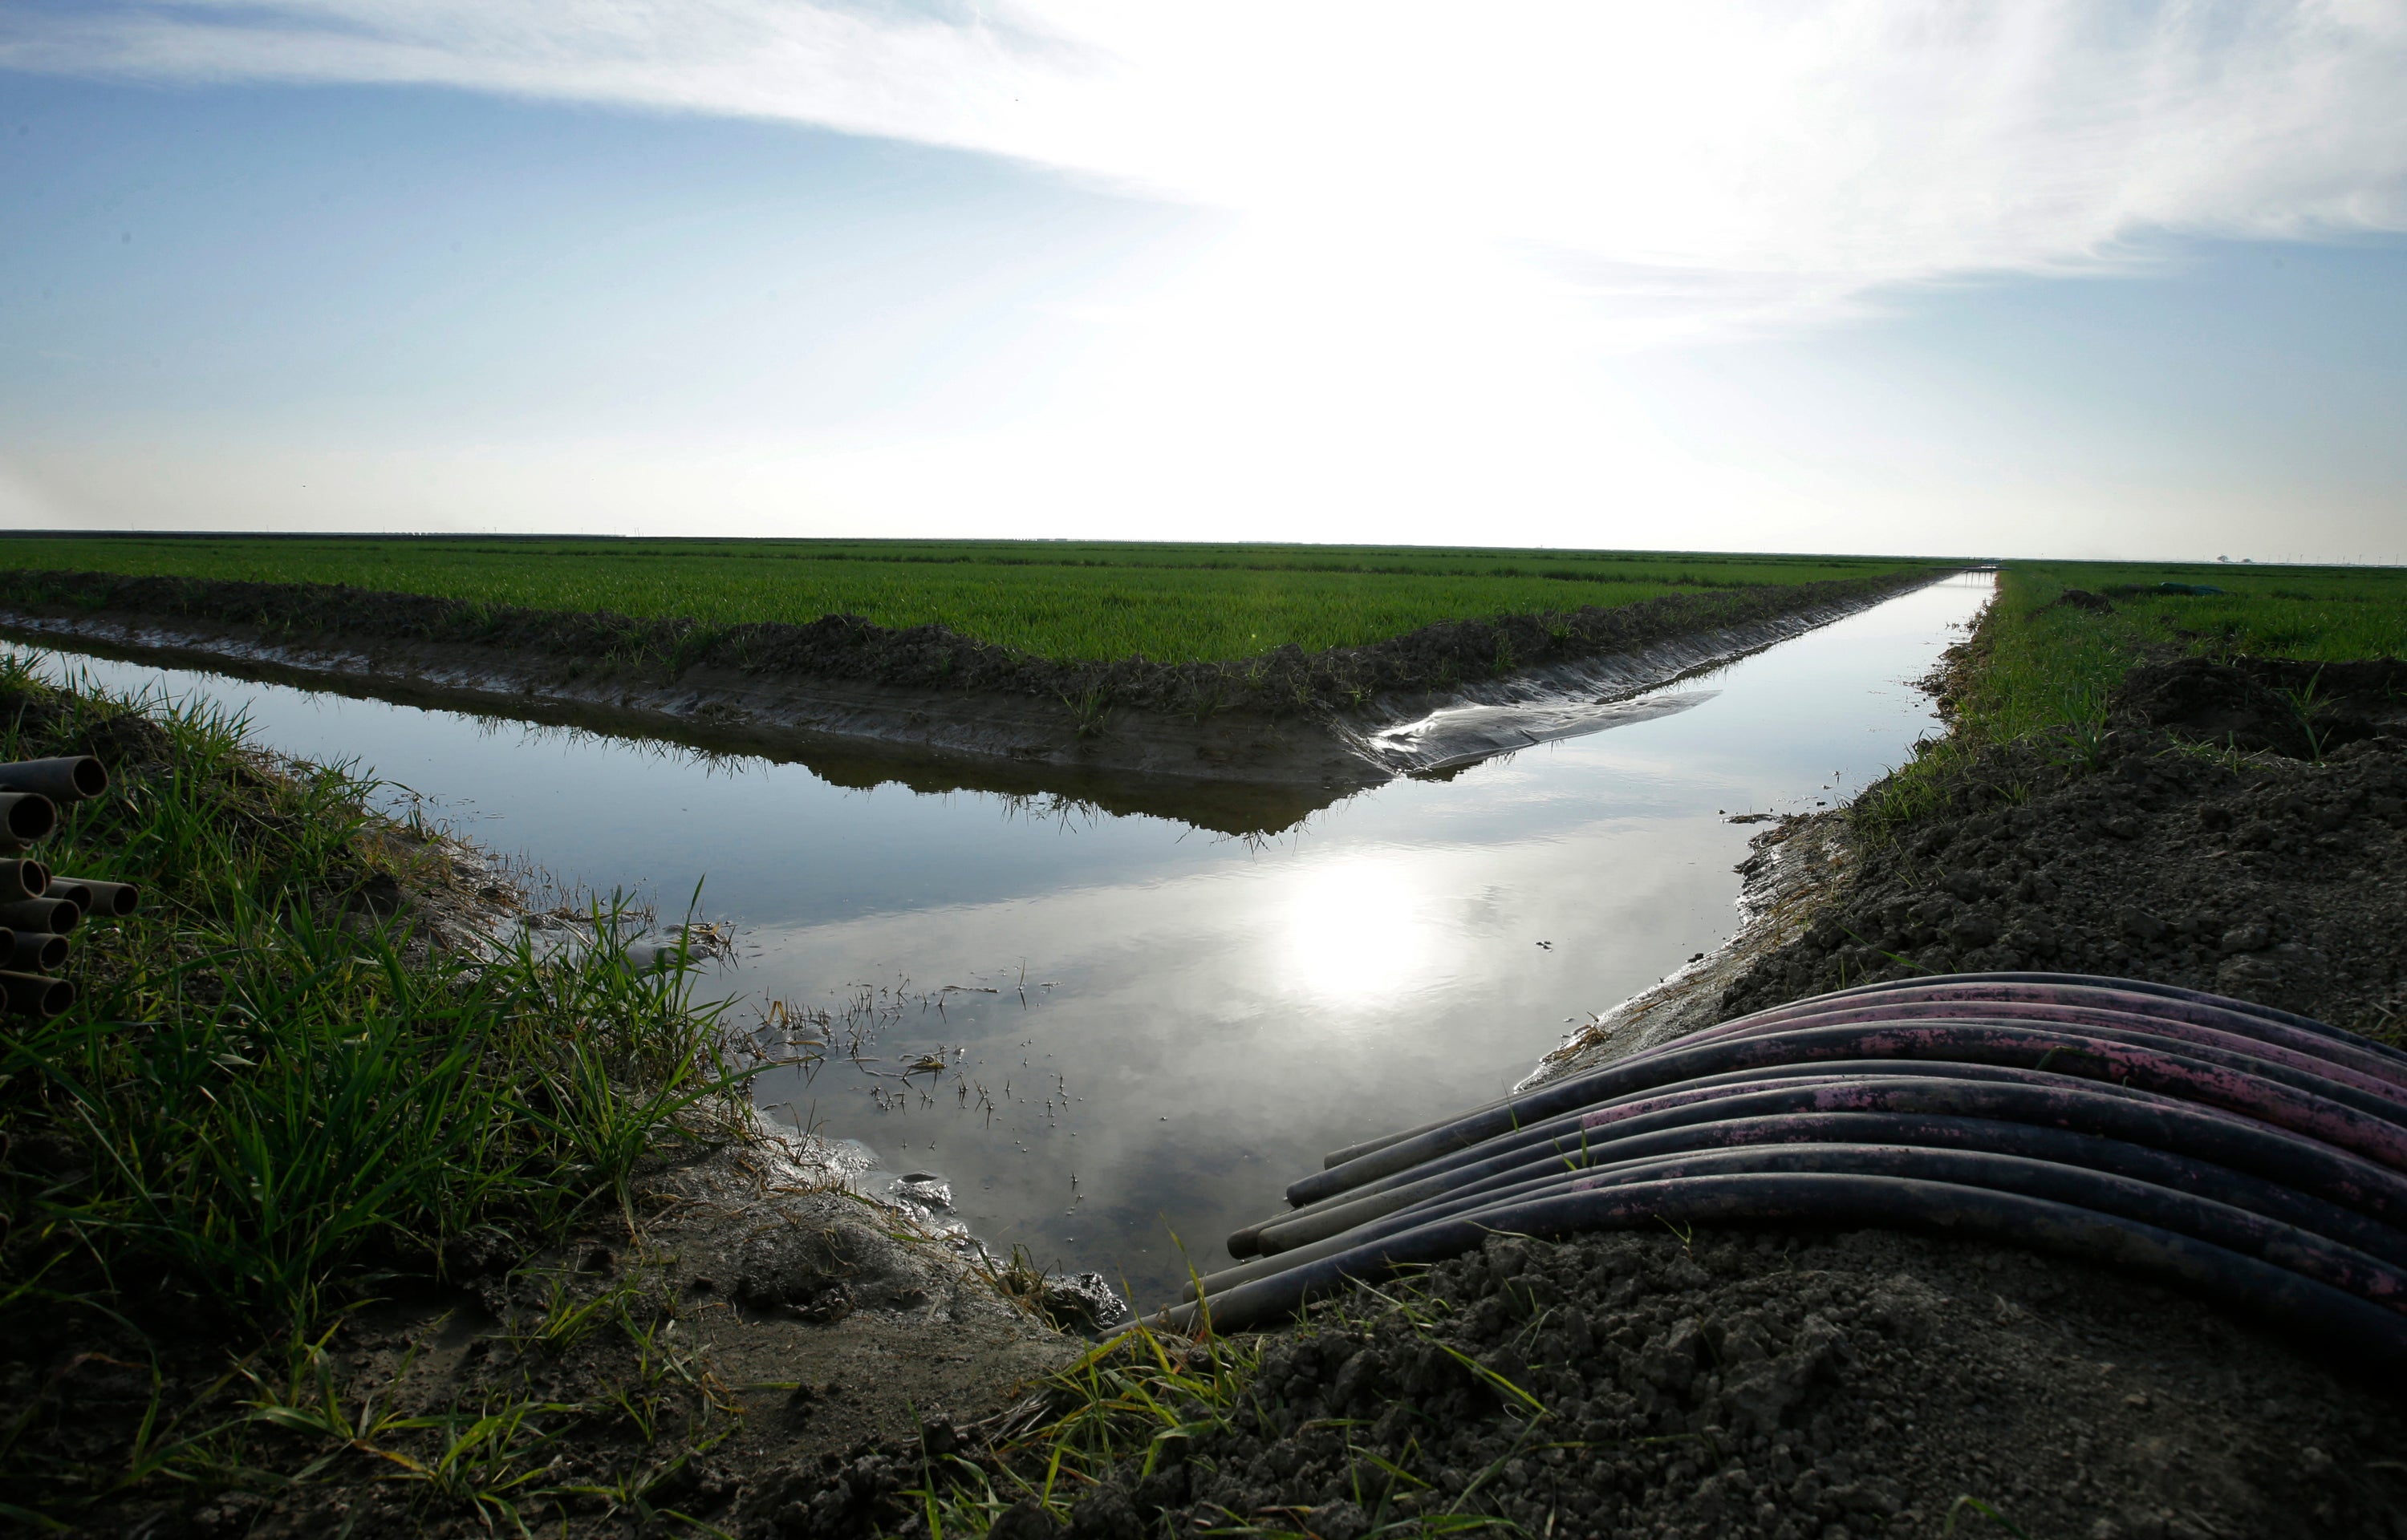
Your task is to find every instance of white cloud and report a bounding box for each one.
[9,1,2407,333]
[10,2,2407,553]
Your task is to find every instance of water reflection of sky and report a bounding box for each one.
[26,573,1991,1302]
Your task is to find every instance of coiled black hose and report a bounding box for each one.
[1177,974,2407,1359]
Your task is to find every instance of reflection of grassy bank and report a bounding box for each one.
[0,658,744,1528]
[0,535,1930,663]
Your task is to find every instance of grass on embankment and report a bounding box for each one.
[0,657,744,1526]
[1857,560,2407,833]
[1941,561,2407,741]
[0,536,1932,664]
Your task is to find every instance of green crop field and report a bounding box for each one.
[0,535,1929,663]
[1950,561,2407,743]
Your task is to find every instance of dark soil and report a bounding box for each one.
[1721,662,2407,1034]
[0,566,1934,723]
[729,1223,2407,1540]
[2116,654,2407,762]
[1077,1227,2407,1540]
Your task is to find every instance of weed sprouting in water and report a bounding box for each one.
[1062,687,1113,740]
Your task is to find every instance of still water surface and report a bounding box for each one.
[29,574,1990,1303]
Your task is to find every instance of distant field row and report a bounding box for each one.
[1952,560,2407,740]
[0,537,1929,663]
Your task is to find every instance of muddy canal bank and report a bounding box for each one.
[43,579,2407,1538]
[1719,666,2407,1036]
[17,577,1995,1315]
[0,567,1938,804]
[725,679,2407,1540]
[428,659,2407,1540]
[1151,652,2407,1540]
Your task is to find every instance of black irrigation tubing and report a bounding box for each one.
[1813,972,2407,1064]
[1246,1056,2367,1255]
[1285,1019,2407,1211]
[1313,974,2407,1173]
[1685,1008,2407,1125]
[1195,1143,2407,1316]
[1183,976,2407,1364]
[1686,995,2407,1101]
[1166,1173,2407,1370]
[1194,1111,2407,1300]
[1233,1060,2126,1255]
[1243,1093,2407,1271]
[1226,1075,2407,1273]
[1272,1038,2405,1241]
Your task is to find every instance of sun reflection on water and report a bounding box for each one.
[1277,855,1450,1003]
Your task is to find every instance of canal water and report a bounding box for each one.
[23,573,1991,1304]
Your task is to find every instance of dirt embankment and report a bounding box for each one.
[55,1120,1091,1540]
[188,1122,1089,1540]
[1084,1226,2406,1540]
[1719,657,2407,1033]
[0,566,1938,800]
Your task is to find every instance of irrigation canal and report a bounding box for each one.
[28,573,1992,1305]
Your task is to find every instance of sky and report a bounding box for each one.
[2,2,2405,560]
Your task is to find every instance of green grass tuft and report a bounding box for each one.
[0,653,749,1522]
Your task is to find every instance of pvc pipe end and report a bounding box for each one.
[2,796,55,842]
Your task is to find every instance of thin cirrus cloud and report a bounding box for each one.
[9,1,2407,341]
